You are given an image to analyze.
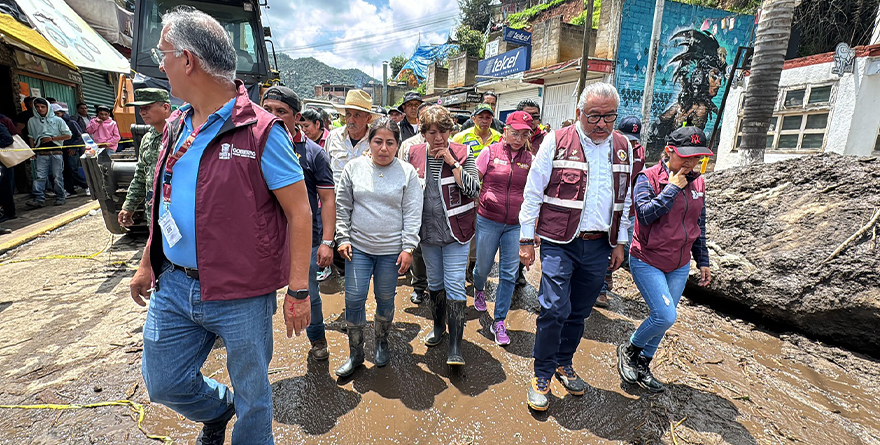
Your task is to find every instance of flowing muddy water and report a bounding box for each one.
[0,214,878,444]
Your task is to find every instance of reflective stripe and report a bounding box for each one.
[440,176,457,186]
[542,195,584,210]
[613,203,625,212]
[446,200,476,216]
[612,164,632,173]
[552,160,588,170]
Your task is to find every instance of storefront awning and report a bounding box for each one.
[15,0,129,73]
[0,13,75,69]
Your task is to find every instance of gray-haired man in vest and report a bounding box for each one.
[518,82,633,411]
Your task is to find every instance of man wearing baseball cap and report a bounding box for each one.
[452,104,501,159]
[397,91,423,142]
[326,89,379,184]
[388,107,403,124]
[119,88,172,227]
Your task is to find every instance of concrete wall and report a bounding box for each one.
[715,55,880,170]
[448,53,479,89]
[426,64,448,95]
[530,16,596,70]
[595,0,625,61]
[615,0,753,157]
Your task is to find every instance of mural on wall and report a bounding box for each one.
[615,0,755,160]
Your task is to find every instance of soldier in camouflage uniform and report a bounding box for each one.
[118,88,172,227]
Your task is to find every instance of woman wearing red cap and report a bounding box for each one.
[471,111,536,345]
[617,126,712,393]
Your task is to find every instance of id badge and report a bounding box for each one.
[159,207,182,247]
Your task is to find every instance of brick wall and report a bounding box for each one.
[448,53,479,88]
[614,0,754,154]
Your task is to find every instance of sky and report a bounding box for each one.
[261,0,461,77]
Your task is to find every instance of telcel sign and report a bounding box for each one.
[503,27,532,46]
[478,46,530,79]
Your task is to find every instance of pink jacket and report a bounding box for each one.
[85,117,121,151]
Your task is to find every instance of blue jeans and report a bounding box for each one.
[533,238,611,379]
[421,241,469,301]
[629,256,690,357]
[306,245,325,341]
[472,214,519,320]
[32,154,64,202]
[142,263,277,445]
[344,247,399,325]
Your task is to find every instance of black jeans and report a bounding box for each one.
[0,163,16,217]
[63,148,88,192]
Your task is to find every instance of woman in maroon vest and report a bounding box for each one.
[472,111,535,346]
[617,126,713,393]
[406,106,481,366]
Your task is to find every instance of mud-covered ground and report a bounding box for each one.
[1,214,878,444]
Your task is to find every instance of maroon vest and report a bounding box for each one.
[478,141,533,226]
[630,163,705,272]
[408,142,476,243]
[535,126,631,246]
[629,137,646,218]
[147,80,291,301]
[529,128,547,155]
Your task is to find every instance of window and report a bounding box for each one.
[734,83,835,152]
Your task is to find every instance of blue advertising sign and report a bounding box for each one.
[478,46,531,79]
[502,27,532,46]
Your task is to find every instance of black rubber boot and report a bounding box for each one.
[636,354,665,393]
[196,403,235,445]
[617,342,642,384]
[335,325,365,377]
[424,290,446,346]
[374,315,392,367]
[446,299,466,365]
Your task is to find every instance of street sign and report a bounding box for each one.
[502,27,532,46]
[478,46,531,79]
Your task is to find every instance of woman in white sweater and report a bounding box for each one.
[334,117,424,377]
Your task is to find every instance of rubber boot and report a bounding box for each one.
[374,315,392,367]
[424,289,446,346]
[335,325,365,377]
[617,342,642,384]
[636,355,665,393]
[446,299,466,365]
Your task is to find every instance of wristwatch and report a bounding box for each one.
[286,288,309,300]
[452,161,462,170]
[321,239,335,248]
[403,248,414,254]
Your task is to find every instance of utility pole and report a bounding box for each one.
[640,0,664,147]
[382,61,389,107]
[576,0,596,100]
[872,0,880,45]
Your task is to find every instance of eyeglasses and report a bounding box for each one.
[151,47,179,65]
[583,113,618,124]
[506,128,531,140]
[529,114,541,120]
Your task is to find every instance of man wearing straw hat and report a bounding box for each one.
[325,89,380,184]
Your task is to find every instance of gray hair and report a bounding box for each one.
[576,82,620,111]
[162,6,236,82]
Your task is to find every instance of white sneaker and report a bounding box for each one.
[85,188,91,196]
[316,266,331,281]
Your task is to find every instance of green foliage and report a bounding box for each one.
[569,0,602,29]
[450,25,486,59]
[459,0,494,33]
[669,0,761,14]
[389,54,408,79]
[275,54,379,100]
[506,0,570,29]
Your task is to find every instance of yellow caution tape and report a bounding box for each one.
[0,235,113,266]
[0,139,136,152]
[0,400,173,444]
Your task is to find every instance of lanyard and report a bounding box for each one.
[161,112,214,204]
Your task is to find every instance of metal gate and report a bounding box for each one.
[81,69,118,112]
[542,82,578,131]
[18,74,76,110]
[497,87,542,121]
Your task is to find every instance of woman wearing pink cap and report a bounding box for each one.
[471,111,536,345]
[617,126,713,393]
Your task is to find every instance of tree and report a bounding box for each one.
[450,25,485,59]
[459,0,493,33]
[389,54,408,79]
[738,0,796,165]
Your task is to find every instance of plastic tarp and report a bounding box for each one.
[15,0,129,73]
[396,44,458,81]
[0,13,75,69]
[65,0,133,49]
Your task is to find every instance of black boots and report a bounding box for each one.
[335,325,365,377]
[617,342,642,384]
[196,403,235,445]
[636,354,665,393]
[424,289,446,346]
[373,315,392,367]
[446,300,466,365]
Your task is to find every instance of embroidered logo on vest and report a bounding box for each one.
[617,149,628,162]
[232,146,256,159]
[219,143,232,160]
[691,190,704,199]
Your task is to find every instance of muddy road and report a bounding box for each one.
[0,214,878,444]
